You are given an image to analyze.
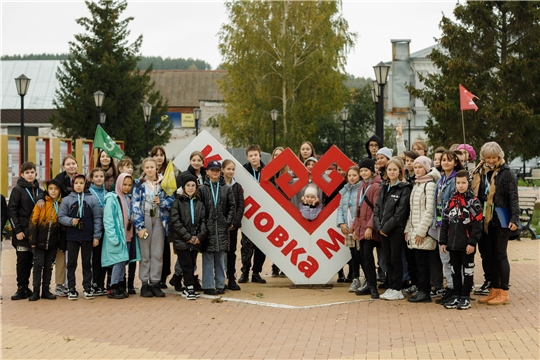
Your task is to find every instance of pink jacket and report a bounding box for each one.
[352,176,382,241]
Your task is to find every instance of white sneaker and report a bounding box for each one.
[385,289,404,301]
[380,288,392,299]
[348,278,361,292]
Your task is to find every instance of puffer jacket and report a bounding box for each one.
[336,181,362,227]
[405,168,441,245]
[440,189,483,251]
[8,177,43,248]
[28,195,65,250]
[373,181,411,235]
[199,178,235,252]
[170,193,207,251]
[132,175,175,237]
[228,179,244,229]
[352,175,382,241]
[58,190,102,242]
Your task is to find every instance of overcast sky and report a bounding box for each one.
[1,0,457,79]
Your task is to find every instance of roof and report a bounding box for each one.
[1,109,57,124]
[149,70,225,107]
[1,60,61,109]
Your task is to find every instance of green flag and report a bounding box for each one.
[93,125,125,160]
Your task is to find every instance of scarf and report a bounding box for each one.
[115,173,133,242]
[471,159,505,233]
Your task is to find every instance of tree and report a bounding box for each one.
[217,0,356,152]
[409,1,540,160]
[50,0,171,163]
[314,84,375,163]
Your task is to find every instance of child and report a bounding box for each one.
[151,145,169,176]
[28,179,64,301]
[117,157,134,176]
[352,158,382,299]
[88,167,108,296]
[336,166,363,293]
[133,158,175,298]
[432,147,445,173]
[96,150,118,192]
[412,140,429,157]
[376,147,393,179]
[297,141,317,164]
[58,174,102,300]
[440,170,483,310]
[8,161,44,300]
[222,159,244,290]
[373,158,411,301]
[239,145,267,284]
[170,174,207,300]
[291,157,323,208]
[365,135,383,160]
[102,173,141,299]
[176,151,206,188]
[117,157,136,293]
[299,184,322,221]
[403,151,418,184]
[199,161,234,295]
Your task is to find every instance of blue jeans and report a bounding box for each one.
[202,251,226,290]
[111,243,130,286]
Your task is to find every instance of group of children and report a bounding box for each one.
[3,136,517,309]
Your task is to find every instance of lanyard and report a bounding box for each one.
[252,168,260,183]
[210,181,219,208]
[359,184,372,206]
[52,201,59,215]
[25,188,37,204]
[190,198,195,224]
[124,195,131,219]
[89,188,104,208]
[484,175,490,195]
[77,193,85,217]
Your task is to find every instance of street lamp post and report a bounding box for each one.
[193,107,201,136]
[373,62,390,144]
[94,90,105,124]
[143,102,152,155]
[100,113,107,125]
[270,109,278,150]
[15,74,31,165]
[341,108,348,153]
[371,85,379,130]
[406,110,412,150]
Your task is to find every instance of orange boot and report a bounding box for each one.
[478,288,500,304]
[487,289,510,305]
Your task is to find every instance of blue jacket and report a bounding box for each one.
[132,176,175,237]
[101,192,141,267]
[89,183,107,210]
[336,181,362,227]
[433,171,457,228]
[59,190,102,241]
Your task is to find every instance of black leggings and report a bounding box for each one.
[487,225,511,290]
[176,249,198,287]
[360,240,378,286]
[380,229,404,290]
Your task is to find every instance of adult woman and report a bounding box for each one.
[96,150,118,192]
[472,142,518,305]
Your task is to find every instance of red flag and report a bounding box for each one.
[459,84,479,111]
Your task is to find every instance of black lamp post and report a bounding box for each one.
[100,113,106,125]
[143,102,152,155]
[341,108,348,153]
[406,110,412,150]
[94,90,105,125]
[15,74,31,165]
[193,107,201,136]
[270,109,278,150]
[373,61,390,144]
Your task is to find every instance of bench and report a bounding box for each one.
[518,194,538,239]
[525,168,540,187]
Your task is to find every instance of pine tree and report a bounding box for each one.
[50,0,171,163]
[217,0,356,152]
[409,1,540,160]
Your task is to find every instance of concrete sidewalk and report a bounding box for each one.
[1,238,539,359]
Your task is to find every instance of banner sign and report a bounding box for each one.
[173,131,354,285]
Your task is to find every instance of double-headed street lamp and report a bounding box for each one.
[341,108,348,153]
[143,102,152,155]
[373,62,390,144]
[15,74,31,165]
[270,109,278,150]
[193,107,201,136]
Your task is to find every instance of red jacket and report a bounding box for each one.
[352,176,382,241]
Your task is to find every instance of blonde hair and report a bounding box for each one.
[141,157,159,170]
[222,159,236,169]
[384,157,405,181]
[411,140,429,156]
[62,154,77,165]
[190,151,205,162]
[480,141,505,160]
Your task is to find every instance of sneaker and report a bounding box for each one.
[457,298,471,310]
[216,288,225,295]
[158,281,168,289]
[67,289,79,300]
[151,284,166,297]
[140,284,154,298]
[379,288,392,300]
[444,296,461,309]
[228,279,241,291]
[251,273,267,283]
[128,288,137,295]
[54,285,68,297]
[474,281,491,295]
[436,288,454,305]
[238,273,249,283]
[11,286,29,300]
[403,284,418,295]
[384,289,404,301]
[430,288,444,298]
[203,289,218,295]
[93,287,107,296]
[348,278,361,292]
[186,290,197,300]
[83,289,94,300]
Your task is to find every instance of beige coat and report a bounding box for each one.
[405,168,440,241]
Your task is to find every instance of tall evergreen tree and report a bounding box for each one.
[217,0,356,152]
[409,1,540,160]
[51,0,171,163]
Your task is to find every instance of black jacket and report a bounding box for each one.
[373,181,411,235]
[8,178,43,248]
[176,166,207,188]
[243,160,266,182]
[170,193,207,251]
[493,165,520,226]
[199,178,235,252]
[229,181,244,229]
[440,189,483,251]
[1,194,7,241]
[36,171,74,203]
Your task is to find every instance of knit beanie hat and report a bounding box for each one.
[376,147,393,160]
[304,157,318,166]
[181,174,198,188]
[359,158,376,173]
[304,185,318,197]
[414,156,431,174]
[457,144,476,162]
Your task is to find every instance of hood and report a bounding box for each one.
[365,135,383,158]
[17,177,39,189]
[365,175,382,186]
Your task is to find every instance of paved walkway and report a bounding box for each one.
[1,238,539,359]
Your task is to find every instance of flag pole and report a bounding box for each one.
[461,110,466,145]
